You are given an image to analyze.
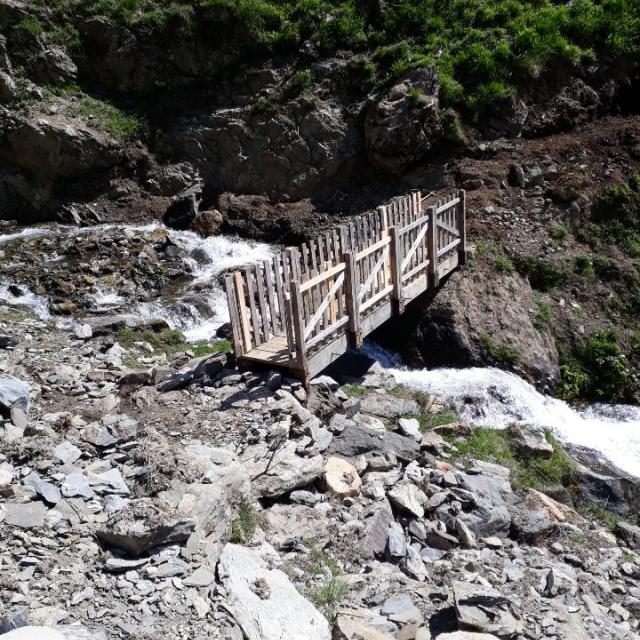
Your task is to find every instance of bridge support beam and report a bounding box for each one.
[289,280,309,384]
[456,189,467,266]
[389,226,404,315]
[344,251,362,347]
[427,206,440,289]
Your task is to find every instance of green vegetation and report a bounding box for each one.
[229,503,256,543]
[475,239,514,273]
[557,330,634,403]
[534,299,553,330]
[117,327,231,358]
[574,255,595,278]
[550,225,569,241]
[454,427,575,490]
[69,95,147,141]
[22,0,640,111]
[17,16,44,35]
[481,335,519,365]
[343,383,368,397]
[579,173,640,258]
[310,577,350,621]
[513,255,568,291]
[580,504,619,531]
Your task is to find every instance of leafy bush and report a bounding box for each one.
[481,335,519,365]
[558,330,634,402]
[230,503,256,543]
[534,299,553,329]
[550,225,569,241]
[69,95,147,141]
[581,174,640,257]
[574,255,595,278]
[513,255,568,291]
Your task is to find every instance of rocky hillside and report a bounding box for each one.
[1,306,640,640]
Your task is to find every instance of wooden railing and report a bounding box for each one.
[224,189,466,381]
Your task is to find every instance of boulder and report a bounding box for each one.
[397,268,559,386]
[334,611,395,639]
[242,441,324,499]
[454,461,513,539]
[217,543,331,640]
[438,634,501,640]
[0,373,30,418]
[162,182,203,230]
[327,425,420,463]
[509,424,553,459]
[365,68,442,174]
[192,209,223,236]
[387,482,427,518]
[452,581,523,639]
[324,456,362,497]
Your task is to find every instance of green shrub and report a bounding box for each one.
[481,335,519,365]
[408,87,428,107]
[494,254,514,274]
[16,16,44,35]
[534,300,553,329]
[556,362,589,402]
[69,95,147,141]
[230,503,256,543]
[513,255,568,291]
[574,255,595,278]
[343,383,368,397]
[550,225,569,241]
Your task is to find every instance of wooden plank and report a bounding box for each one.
[360,299,393,336]
[272,254,293,356]
[254,264,270,342]
[358,249,387,301]
[290,280,308,378]
[224,274,244,357]
[389,226,404,314]
[332,228,344,319]
[435,197,460,214]
[457,188,467,266]
[307,333,350,379]
[402,257,430,283]
[435,219,461,237]
[360,283,393,313]
[355,235,390,261]
[427,205,439,288]
[244,267,263,347]
[305,315,349,350]
[344,250,362,347]
[299,262,346,292]
[262,260,279,336]
[304,272,345,340]
[437,238,461,258]
[401,221,430,272]
[233,271,252,352]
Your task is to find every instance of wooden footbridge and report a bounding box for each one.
[224,189,466,385]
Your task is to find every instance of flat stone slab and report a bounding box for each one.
[3,502,47,529]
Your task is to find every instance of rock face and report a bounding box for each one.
[163,97,359,199]
[0,109,123,215]
[400,268,559,387]
[364,68,442,174]
[217,543,331,640]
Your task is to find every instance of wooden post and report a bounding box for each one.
[344,251,362,347]
[457,188,467,266]
[224,274,244,358]
[427,205,439,288]
[389,226,404,314]
[233,271,252,352]
[290,280,308,381]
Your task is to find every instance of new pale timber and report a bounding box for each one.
[224,190,466,385]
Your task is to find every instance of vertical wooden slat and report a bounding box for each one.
[457,189,466,266]
[344,251,362,347]
[290,280,308,382]
[224,274,244,357]
[244,267,262,347]
[273,254,294,355]
[427,205,439,288]
[254,264,270,342]
[262,260,279,336]
[233,271,252,352]
[389,226,404,314]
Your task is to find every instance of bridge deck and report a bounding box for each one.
[224,189,466,385]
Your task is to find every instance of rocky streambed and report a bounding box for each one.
[1,222,640,640]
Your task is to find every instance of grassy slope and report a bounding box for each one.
[22,0,640,111]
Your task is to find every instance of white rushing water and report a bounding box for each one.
[0,223,273,338]
[363,342,640,478]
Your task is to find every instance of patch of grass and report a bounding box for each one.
[574,255,595,278]
[550,225,569,241]
[343,383,368,397]
[494,254,515,274]
[408,87,428,107]
[454,427,575,490]
[481,335,519,366]
[513,255,568,291]
[118,327,228,359]
[579,504,619,531]
[534,299,553,330]
[229,503,256,543]
[192,339,231,356]
[310,576,349,621]
[16,16,44,35]
[69,95,147,142]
